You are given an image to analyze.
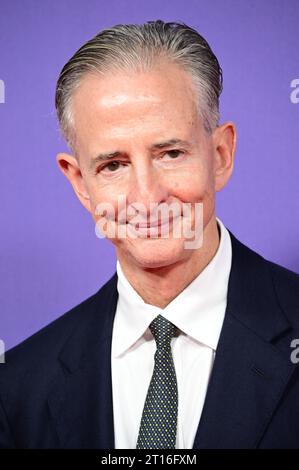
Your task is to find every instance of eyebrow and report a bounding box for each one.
[89,139,191,171]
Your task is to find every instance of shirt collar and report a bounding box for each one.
[113,217,232,357]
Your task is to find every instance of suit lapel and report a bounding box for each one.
[193,232,296,448]
[47,273,119,449]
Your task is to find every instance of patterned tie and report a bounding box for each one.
[136,314,178,449]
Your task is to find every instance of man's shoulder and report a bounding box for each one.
[266,256,299,284]
[265,257,299,314]
[230,231,299,323]
[1,272,118,377]
[230,229,299,282]
[245,238,299,297]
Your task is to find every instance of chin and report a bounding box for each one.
[123,237,189,270]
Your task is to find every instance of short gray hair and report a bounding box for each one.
[55,20,223,152]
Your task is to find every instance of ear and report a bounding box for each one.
[56,152,92,213]
[212,121,237,192]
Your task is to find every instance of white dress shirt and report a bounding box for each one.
[111,216,232,449]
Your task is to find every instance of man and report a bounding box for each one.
[0,20,299,449]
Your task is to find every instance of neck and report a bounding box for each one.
[117,216,220,309]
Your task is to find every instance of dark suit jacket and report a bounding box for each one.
[1,231,299,449]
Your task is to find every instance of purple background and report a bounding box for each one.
[0,0,298,350]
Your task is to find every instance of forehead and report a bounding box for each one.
[71,61,202,154]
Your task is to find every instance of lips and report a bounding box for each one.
[129,214,180,230]
[135,219,169,228]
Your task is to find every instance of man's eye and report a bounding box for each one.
[101,161,123,173]
[163,150,183,159]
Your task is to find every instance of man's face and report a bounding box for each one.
[58,61,235,270]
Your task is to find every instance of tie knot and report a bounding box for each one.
[149,315,177,349]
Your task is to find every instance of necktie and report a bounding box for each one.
[136,314,178,449]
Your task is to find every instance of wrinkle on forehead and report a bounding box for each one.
[99,92,161,108]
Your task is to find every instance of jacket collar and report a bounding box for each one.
[225,230,290,341]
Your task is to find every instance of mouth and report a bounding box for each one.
[128,214,181,235]
[134,218,171,228]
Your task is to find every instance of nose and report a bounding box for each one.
[126,161,169,220]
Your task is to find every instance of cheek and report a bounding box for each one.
[87,180,118,209]
[89,187,128,226]
[170,165,214,202]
